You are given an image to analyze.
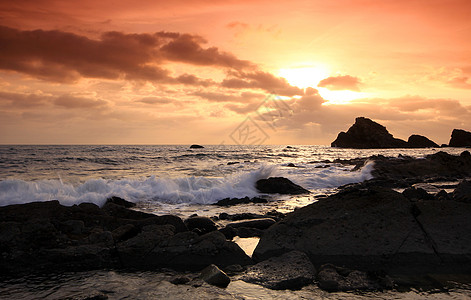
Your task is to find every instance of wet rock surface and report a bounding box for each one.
[253,185,471,275]
[0,197,252,276]
[239,250,316,290]
[256,177,310,195]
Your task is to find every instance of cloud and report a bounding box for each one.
[175,74,215,86]
[192,90,264,103]
[222,71,304,96]
[448,76,471,89]
[137,97,174,105]
[0,26,254,83]
[318,75,361,91]
[0,91,50,107]
[0,90,108,109]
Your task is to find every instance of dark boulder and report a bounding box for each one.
[184,216,218,235]
[317,264,393,292]
[214,197,268,206]
[453,180,471,203]
[200,264,231,288]
[226,218,276,230]
[402,187,434,201]
[407,134,439,148]
[256,177,310,195]
[449,129,471,147]
[239,250,316,290]
[190,144,205,149]
[105,196,136,208]
[331,117,408,148]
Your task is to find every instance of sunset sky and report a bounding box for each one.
[1,0,470,145]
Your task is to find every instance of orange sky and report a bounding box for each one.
[0,0,470,145]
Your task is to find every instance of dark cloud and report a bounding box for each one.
[222,71,304,96]
[0,26,254,83]
[175,74,215,86]
[318,75,361,91]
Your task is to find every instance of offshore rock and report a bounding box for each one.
[407,134,439,148]
[449,129,471,147]
[253,186,471,275]
[190,144,205,149]
[240,250,316,290]
[256,177,310,195]
[331,117,408,148]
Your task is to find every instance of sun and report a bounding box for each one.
[278,66,329,89]
[278,65,367,104]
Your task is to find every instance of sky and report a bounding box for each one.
[0,0,470,145]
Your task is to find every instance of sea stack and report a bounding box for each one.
[449,129,471,147]
[331,117,408,148]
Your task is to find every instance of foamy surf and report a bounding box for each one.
[0,163,374,207]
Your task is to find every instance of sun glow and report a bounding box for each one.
[317,87,368,105]
[278,66,330,89]
[278,65,367,104]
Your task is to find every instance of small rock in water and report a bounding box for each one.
[214,197,268,206]
[256,177,310,195]
[227,161,239,165]
[287,163,296,167]
[200,264,231,288]
[190,144,205,149]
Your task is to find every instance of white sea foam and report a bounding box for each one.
[0,163,374,207]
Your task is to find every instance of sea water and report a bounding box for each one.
[1,145,470,299]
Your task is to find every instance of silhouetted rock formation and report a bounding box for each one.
[256,177,310,195]
[253,186,471,275]
[449,129,471,147]
[0,198,252,276]
[407,134,439,148]
[331,117,408,148]
[190,144,204,149]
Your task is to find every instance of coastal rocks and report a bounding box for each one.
[200,264,231,288]
[371,151,471,184]
[449,129,471,147]
[317,264,393,292]
[331,117,408,148]
[256,177,310,195]
[407,134,439,148]
[239,250,316,290]
[214,196,268,206]
[0,199,252,276]
[184,216,218,235]
[190,144,205,149]
[226,218,276,230]
[453,180,471,203]
[253,186,471,275]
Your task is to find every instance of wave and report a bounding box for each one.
[0,165,279,207]
[0,163,375,207]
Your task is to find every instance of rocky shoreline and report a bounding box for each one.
[1,151,471,294]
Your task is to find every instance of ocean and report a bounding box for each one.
[1,144,470,299]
